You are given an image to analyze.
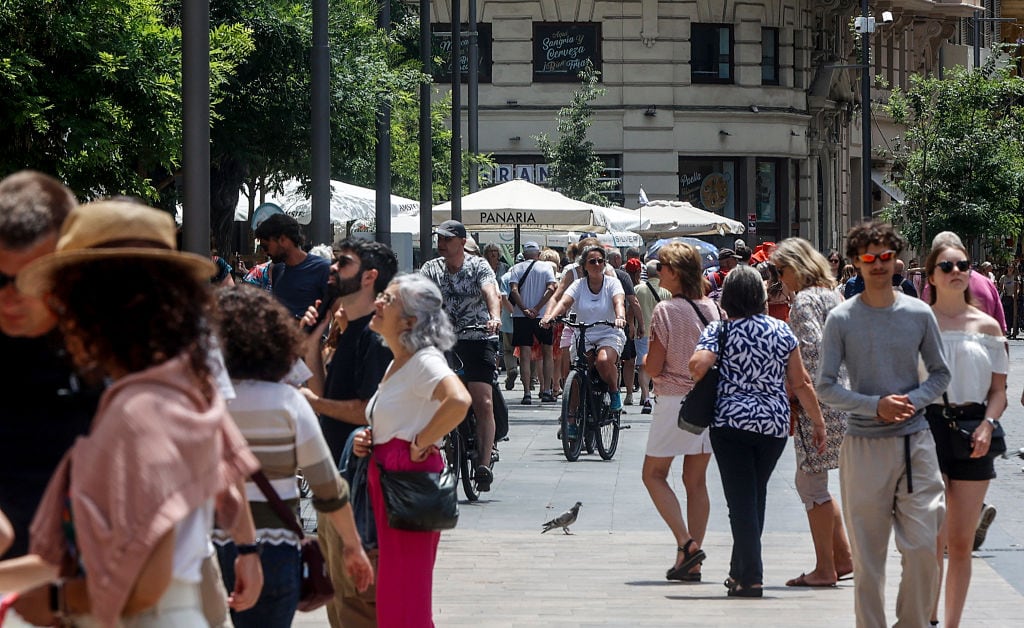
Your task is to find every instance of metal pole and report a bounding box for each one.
[974,10,982,68]
[468,0,479,193]
[182,0,210,255]
[861,0,872,221]
[451,0,462,221]
[419,0,433,258]
[375,0,392,246]
[311,0,331,246]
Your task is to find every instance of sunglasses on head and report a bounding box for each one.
[587,258,606,266]
[937,260,970,273]
[0,271,16,290]
[856,250,896,264]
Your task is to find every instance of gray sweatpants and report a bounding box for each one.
[839,431,946,628]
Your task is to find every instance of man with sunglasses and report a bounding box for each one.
[300,237,397,628]
[816,222,950,628]
[421,220,502,492]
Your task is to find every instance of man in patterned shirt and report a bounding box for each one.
[421,220,502,491]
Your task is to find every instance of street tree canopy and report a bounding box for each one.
[884,53,1024,252]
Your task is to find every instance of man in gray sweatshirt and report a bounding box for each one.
[817,222,950,628]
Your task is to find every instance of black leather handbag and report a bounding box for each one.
[376,462,459,531]
[941,393,1007,460]
[678,320,727,435]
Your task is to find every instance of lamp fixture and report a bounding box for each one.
[644,105,657,117]
[750,105,759,113]
[506,99,518,106]
[790,130,800,136]
[719,130,731,136]
[509,136,521,142]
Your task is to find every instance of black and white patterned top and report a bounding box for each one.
[697,315,797,438]
[421,255,497,340]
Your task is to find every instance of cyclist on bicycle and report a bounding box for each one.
[541,245,627,410]
[420,220,502,492]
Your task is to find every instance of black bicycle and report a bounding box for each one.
[441,324,506,501]
[556,317,623,462]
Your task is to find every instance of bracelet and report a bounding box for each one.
[985,417,999,427]
[236,539,262,556]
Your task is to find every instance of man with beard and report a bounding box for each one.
[254,213,331,317]
[300,237,397,628]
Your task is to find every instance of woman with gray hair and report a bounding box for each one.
[689,265,827,598]
[352,273,471,626]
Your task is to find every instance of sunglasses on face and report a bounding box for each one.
[333,254,358,268]
[937,260,970,274]
[828,258,840,264]
[0,271,16,290]
[587,258,606,266]
[856,250,897,264]
[654,261,663,271]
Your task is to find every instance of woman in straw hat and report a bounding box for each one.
[0,200,262,627]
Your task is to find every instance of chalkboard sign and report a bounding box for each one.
[533,22,602,82]
[431,23,492,83]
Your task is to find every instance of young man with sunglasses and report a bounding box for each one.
[816,222,950,628]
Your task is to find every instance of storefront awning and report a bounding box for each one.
[870,170,905,203]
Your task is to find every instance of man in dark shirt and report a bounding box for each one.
[301,237,397,628]
[254,213,331,317]
[0,172,99,559]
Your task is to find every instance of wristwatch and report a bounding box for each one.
[236,539,263,556]
[985,417,999,427]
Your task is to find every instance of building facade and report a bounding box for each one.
[431,0,987,250]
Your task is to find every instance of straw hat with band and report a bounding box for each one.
[18,200,216,297]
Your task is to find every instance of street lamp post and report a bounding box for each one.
[860,0,872,221]
[182,0,210,255]
[375,0,392,246]
[310,0,331,246]
[450,2,462,221]
[419,1,433,257]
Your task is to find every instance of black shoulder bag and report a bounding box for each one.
[941,393,1007,460]
[678,300,727,435]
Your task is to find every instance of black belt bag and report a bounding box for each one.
[934,394,1007,461]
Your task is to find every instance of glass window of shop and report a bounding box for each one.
[691,24,733,84]
[678,158,738,219]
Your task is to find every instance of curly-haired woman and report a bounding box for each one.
[214,286,373,627]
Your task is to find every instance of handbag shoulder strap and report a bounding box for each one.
[645,281,662,303]
[251,470,305,539]
[683,297,710,327]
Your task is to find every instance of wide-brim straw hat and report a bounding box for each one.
[17,200,216,296]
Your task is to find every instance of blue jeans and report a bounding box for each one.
[710,426,787,588]
[217,540,301,628]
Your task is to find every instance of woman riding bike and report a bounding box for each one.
[541,245,626,410]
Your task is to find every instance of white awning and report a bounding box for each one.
[870,170,905,203]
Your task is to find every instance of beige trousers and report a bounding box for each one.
[839,431,946,628]
[317,512,378,628]
[72,580,207,627]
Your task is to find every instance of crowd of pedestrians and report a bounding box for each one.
[0,166,1015,627]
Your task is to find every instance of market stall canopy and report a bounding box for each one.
[629,200,745,238]
[384,213,642,248]
[432,179,607,231]
[276,179,418,225]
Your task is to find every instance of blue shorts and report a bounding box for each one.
[633,337,650,363]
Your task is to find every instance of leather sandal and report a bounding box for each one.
[666,539,706,581]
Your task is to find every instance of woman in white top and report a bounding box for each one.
[924,241,1007,628]
[353,274,471,628]
[541,245,627,409]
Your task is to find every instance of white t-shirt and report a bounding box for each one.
[565,275,624,325]
[366,347,455,446]
[509,258,557,317]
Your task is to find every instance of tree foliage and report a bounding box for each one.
[0,0,251,200]
[534,63,609,206]
[883,53,1024,252]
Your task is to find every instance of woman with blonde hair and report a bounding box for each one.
[642,242,717,581]
[771,238,853,587]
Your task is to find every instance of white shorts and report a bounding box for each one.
[572,327,626,360]
[559,325,575,349]
[645,395,713,457]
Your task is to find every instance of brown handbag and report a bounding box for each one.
[251,471,334,612]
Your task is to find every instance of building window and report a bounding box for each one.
[532,22,603,83]
[762,28,779,85]
[755,160,779,221]
[691,24,733,83]
[679,158,738,218]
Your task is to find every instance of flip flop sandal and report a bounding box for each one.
[785,573,837,588]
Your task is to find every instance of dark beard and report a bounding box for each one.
[333,273,361,298]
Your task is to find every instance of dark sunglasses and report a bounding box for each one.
[333,254,358,268]
[828,257,840,264]
[937,260,970,273]
[856,250,896,264]
[587,258,606,266]
[654,261,663,271]
[0,271,16,290]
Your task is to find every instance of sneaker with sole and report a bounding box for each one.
[540,390,555,403]
[475,466,493,492]
[505,371,517,390]
[521,394,532,405]
[974,503,997,551]
[641,399,653,414]
[624,393,634,406]
[609,391,622,411]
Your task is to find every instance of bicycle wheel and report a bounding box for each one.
[560,371,586,462]
[442,429,462,489]
[596,409,621,460]
[459,417,481,502]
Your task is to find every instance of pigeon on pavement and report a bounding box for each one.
[542,502,582,535]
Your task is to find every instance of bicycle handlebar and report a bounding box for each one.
[555,317,619,330]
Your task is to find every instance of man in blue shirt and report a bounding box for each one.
[255,213,330,317]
